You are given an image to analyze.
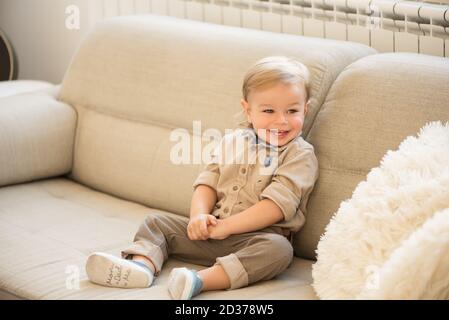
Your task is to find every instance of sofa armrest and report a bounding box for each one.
[0,91,77,187]
[0,80,56,99]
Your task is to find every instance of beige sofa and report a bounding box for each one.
[1,15,448,300]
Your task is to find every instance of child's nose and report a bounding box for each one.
[275,113,288,124]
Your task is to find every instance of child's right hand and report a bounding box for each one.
[187,213,218,240]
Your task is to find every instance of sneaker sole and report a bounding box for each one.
[86,252,152,288]
[168,268,194,300]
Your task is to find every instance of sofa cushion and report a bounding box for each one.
[0,91,76,188]
[0,178,317,299]
[58,14,375,232]
[296,53,449,260]
[59,15,375,137]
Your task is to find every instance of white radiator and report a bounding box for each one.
[88,0,449,57]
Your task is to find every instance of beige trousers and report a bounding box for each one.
[121,212,294,290]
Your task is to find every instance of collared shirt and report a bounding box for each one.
[192,128,319,233]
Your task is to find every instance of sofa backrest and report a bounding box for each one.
[295,52,449,259]
[58,15,375,256]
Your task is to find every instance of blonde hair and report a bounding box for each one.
[236,56,311,128]
[242,56,310,102]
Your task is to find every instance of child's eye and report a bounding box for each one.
[287,109,299,113]
[262,109,274,113]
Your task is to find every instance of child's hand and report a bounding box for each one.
[187,213,217,240]
[207,219,231,240]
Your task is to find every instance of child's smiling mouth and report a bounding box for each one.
[267,129,290,139]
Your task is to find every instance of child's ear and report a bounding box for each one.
[304,99,310,116]
[240,99,252,123]
[240,98,248,111]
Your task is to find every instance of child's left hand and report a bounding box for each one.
[207,219,231,240]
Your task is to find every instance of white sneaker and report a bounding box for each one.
[167,267,203,300]
[86,252,154,288]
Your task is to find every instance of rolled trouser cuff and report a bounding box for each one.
[121,240,165,276]
[215,253,249,290]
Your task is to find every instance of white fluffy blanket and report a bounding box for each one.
[312,121,449,299]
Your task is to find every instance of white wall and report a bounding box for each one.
[0,0,94,84]
[0,0,162,84]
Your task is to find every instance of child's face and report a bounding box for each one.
[241,82,309,147]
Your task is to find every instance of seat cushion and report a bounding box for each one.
[0,178,317,300]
